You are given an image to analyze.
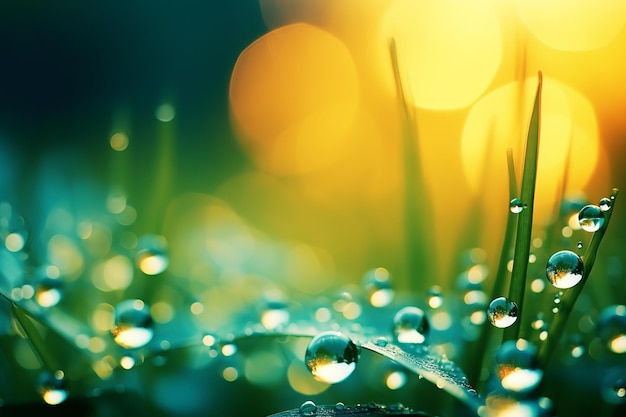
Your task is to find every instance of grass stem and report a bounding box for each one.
[537,187,619,369]
[503,73,542,343]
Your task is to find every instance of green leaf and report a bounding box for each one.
[361,341,483,413]
[267,403,432,417]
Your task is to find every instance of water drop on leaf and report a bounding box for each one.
[392,306,429,344]
[509,198,524,213]
[495,339,543,393]
[111,299,154,349]
[578,204,605,232]
[135,234,169,275]
[362,267,395,307]
[599,197,612,212]
[305,331,359,384]
[299,400,317,416]
[39,370,68,405]
[487,297,518,328]
[546,250,584,289]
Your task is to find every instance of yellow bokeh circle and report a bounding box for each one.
[229,23,359,175]
[516,0,626,51]
[380,0,502,110]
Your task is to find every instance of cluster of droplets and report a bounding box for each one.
[297,400,415,416]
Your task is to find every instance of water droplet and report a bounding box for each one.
[374,336,388,347]
[305,331,359,384]
[136,235,169,275]
[334,402,346,411]
[111,299,154,349]
[487,297,518,328]
[600,197,612,212]
[260,297,290,330]
[35,275,63,308]
[362,267,394,307]
[510,198,524,213]
[546,250,584,289]
[578,204,605,232]
[299,400,317,416]
[39,370,68,405]
[495,339,543,393]
[602,370,626,404]
[427,285,444,308]
[577,241,583,249]
[392,306,429,344]
[597,305,626,354]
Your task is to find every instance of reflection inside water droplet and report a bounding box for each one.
[39,370,68,405]
[495,339,542,393]
[392,306,429,344]
[487,297,518,328]
[305,331,359,384]
[600,197,612,212]
[546,250,584,289]
[299,400,317,416]
[509,198,524,213]
[111,299,154,349]
[578,204,605,232]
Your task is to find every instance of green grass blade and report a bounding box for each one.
[9,300,61,372]
[466,148,519,388]
[537,187,619,368]
[503,73,543,343]
[389,38,434,293]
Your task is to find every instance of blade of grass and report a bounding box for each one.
[8,298,61,372]
[503,72,543,343]
[537,187,619,369]
[467,148,519,389]
[389,38,434,293]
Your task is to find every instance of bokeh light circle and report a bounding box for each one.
[380,0,502,109]
[229,22,359,175]
[516,1,626,51]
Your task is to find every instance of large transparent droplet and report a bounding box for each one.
[487,297,518,328]
[509,198,524,214]
[135,234,169,275]
[495,339,543,393]
[392,306,429,344]
[578,204,605,232]
[546,250,584,289]
[362,267,394,308]
[111,299,154,349]
[299,400,318,416]
[305,331,359,384]
[597,305,626,354]
[39,370,68,405]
